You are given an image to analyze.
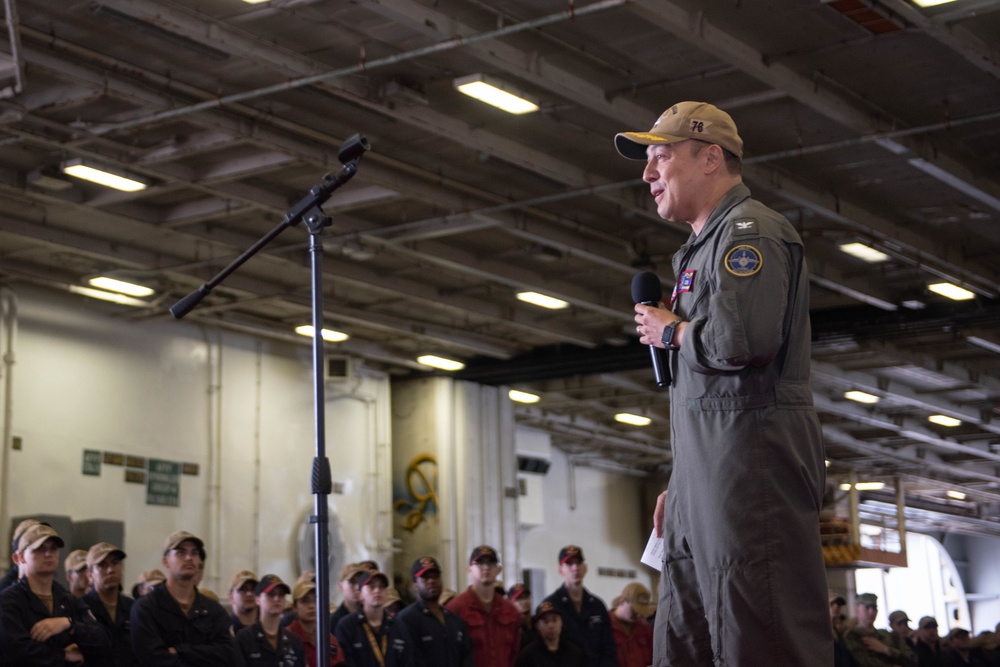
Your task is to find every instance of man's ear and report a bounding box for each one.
[703,143,726,175]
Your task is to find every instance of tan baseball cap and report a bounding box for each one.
[86,542,126,568]
[163,530,205,559]
[229,570,258,592]
[18,524,64,553]
[615,101,744,160]
[64,549,88,573]
[293,579,317,601]
[136,568,166,588]
[619,582,656,617]
[11,519,39,551]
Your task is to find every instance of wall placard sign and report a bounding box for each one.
[147,459,180,507]
[82,449,102,476]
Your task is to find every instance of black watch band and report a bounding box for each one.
[661,320,681,350]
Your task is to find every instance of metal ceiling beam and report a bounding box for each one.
[744,162,1000,295]
[359,0,655,129]
[877,0,1000,79]
[813,393,1000,463]
[629,0,1000,212]
[813,361,1000,434]
[823,425,1000,485]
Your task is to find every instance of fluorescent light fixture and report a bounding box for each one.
[839,481,886,491]
[68,285,151,307]
[508,389,540,404]
[242,0,270,3]
[839,242,890,263]
[61,158,147,192]
[516,291,569,310]
[928,414,961,427]
[928,282,975,301]
[417,354,465,371]
[615,413,652,426]
[912,0,958,7]
[946,489,967,500]
[295,325,349,342]
[454,74,539,115]
[844,390,880,404]
[88,276,154,297]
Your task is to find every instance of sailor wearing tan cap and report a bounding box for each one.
[0,519,39,594]
[623,102,831,667]
[129,530,236,666]
[82,542,136,667]
[0,523,110,666]
[609,583,655,667]
[63,549,91,598]
[285,575,346,667]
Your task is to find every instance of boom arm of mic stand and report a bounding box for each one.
[169,160,362,319]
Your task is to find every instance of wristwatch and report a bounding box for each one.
[661,320,681,350]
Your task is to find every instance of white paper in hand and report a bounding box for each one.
[641,528,664,570]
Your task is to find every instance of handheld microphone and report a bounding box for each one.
[631,271,671,388]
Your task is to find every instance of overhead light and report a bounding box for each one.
[516,291,569,310]
[911,0,958,8]
[68,285,151,307]
[508,389,540,404]
[839,242,890,263]
[61,158,147,192]
[928,414,961,427]
[615,413,651,426]
[295,325,349,342]
[966,336,1000,355]
[242,0,270,3]
[845,390,880,404]
[946,489,967,500]
[928,282,975,301]
[454,74,539,115]
[839,481,886,491]
[417,354,465,371]
[88,276,154,297]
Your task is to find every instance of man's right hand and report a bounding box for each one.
[654,490,668,538]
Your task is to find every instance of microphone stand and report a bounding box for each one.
[170,134,370,667]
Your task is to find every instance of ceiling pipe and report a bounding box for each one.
[823,425,1000,486]
[83,0,628,136]
[0,0,24,98]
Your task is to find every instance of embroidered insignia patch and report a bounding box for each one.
[724,245,763,276]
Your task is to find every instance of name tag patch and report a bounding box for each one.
[670,269,696,306]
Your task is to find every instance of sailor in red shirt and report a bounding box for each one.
[445,546,521,667]
[609,583,655,667]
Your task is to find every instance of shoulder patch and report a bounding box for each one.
[724,245,763,277]
[732,218,758,237]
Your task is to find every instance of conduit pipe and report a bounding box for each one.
[1,0,24,97]
[0,288,17,569]
[89,0,628,136]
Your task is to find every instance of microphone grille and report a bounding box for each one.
[631,272,663,304]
